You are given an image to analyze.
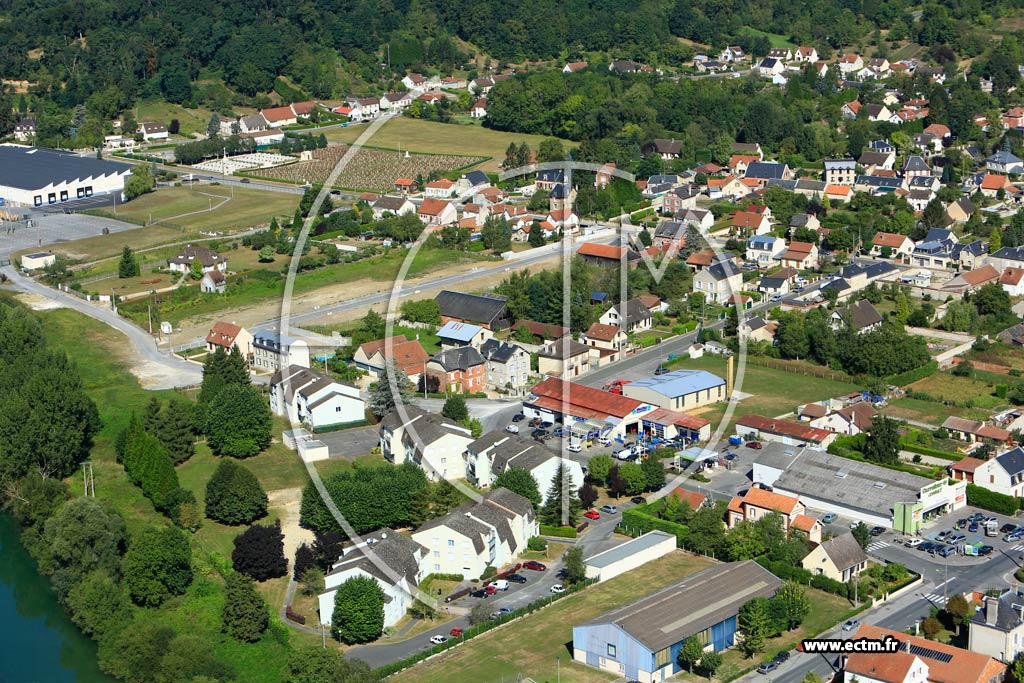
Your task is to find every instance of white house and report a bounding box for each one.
[480,339,531,391]
[371,195,416,219]
[959,448,1024,498]
[809,402,877,436]
[318,529,427,629]
[139,122,169,141]
[693,260,743,304]
[199,270,226,294]
[270,365,365,430]
[411,488,537,579]
[251,330,310,371]
[417,198,458,227]
[167,245,227,275]
[745,235,786,266]
[379,405,474,481]
[464,431,585,498]
[598,299,652,333]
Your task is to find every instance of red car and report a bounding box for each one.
[523,560,547,571]
[745,442,763,449]
[584,509,600,520]
[450,627,464,637]
[484,585,497,595]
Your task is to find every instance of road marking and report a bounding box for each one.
[920,593,948,605]
[866,541,889,552]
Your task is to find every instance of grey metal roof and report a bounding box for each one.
[705,260,741,281]
[585,530,674,568]
[745,161,788,179]
[971,591,1024,632]
[480,339,524,364]
[626,369,725,398]
[326,529,426,586]
[465,170,489,186]
[583,561,781,653]
[435,290,508,325]
[771,447,930,515]
[996,448,1024,477]
[0,145,132,192]
[437,320,483,343]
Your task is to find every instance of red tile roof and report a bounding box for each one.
[962,265,1000,286]
[642,408,711,430]
[731,211,764,228]
[206,321,243,349]
[981,174,1010,190]
[529,377,643,419]
[847,624,1006,683]
[418,198,452,216]
[739,487,800,515]
[670,488,707,511]
[1001,267,1024,286]
[585,323,622,342]
[951,457,985,473]
[261,105,296,122]
[872,232,910,247]
[737,414,834,443]
[578,242,626,260]
[791,514,818,532]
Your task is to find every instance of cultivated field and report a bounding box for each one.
[251,146,484,192]
[323,118,574,172]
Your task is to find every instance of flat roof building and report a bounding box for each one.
[572,561,781,682]
[584,531,677,582]
[623,369,726,411]
[751,443,966,532]
[0,144,132,207]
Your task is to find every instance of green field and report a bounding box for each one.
[390,552,716,683]
[324,118,575,173]
[94,185,299,232]
[666,355,861,434]
[118,245,497,326]
[738,27,797,49]
[884,397,991,426]
[135,99,258,137]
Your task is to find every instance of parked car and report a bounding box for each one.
[449,627,463,637]
[613,446,635,460]
[490,607,513,619]
[488,580,509,592]
[937,545,957,558]
[600,504,619,514]
[770,294,782,302]
[523,561,546,571]
[757,661,780,675]
[630,496,646,505]
[917,542,936,552]
[842,618,860,632]
[540,421,553,429]
[505,424,520,433]
[506,574,527,583]
[1001,524,1018,534]
[968,522,979,533]
[905,538,923,548]
[979,545,995,556]
[869,526,885,537]
[567,442,582,453]
[955,519,968,529]
[529,417,542,427]
[949,533,966,543]
[484,585,497,595]
[724,452,736,460]
[551,427,565,437]
[470,589,490,599]
[584,509,600,520]
[654,366,670,375]
[773,651,791,664]
[821,513,837,524]
[531,428,549,438]
[550,584,566,594]
[1005,532,1024,543]
[984,516,998,524]
[512,413,525,422]
[969,513,986,523]
[745,441,763,449]
[429,635,448,645]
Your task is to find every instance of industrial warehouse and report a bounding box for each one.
[0,144,132,207]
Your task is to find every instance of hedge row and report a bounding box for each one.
[899,442,962,462]
[756,558,848,597]
[620,504,689,548]
[539,524,577,538]
[311,418,372,433]
[885,361,939,386]
[966,483,1018,515]
[421,573,464,584]
[376,578,597,677]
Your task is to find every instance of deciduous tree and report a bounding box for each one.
[332,576,385,643]
[205,458,268,525]
[222,572,269,642]
[231,521,288,580]
[122,526,193,607]
[493,467,541,509]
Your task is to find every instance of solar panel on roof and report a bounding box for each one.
[906,643,953,663]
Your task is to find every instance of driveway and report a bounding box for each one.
[316,425,380,459]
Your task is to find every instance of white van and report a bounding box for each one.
[488,580,509,591]
[596,434,612,446]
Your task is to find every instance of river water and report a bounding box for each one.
[0,514,118,683]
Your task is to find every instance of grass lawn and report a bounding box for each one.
[119,245,496,326]
[908,372,1003,409]
[94,185,298,232]
[884,397,991,425]
[389,551,716,683]
[676,589,855,683]
[38,307,321,681]
[306,322,443,354]
[737,27,797,48]
[323,118,575,173]
[135,99,256,137]
[665,355,861,434]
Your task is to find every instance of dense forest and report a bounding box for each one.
[3,0,1024,148]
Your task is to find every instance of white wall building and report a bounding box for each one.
[379,406,474,481]
[0,145,132,207]
[269,365,365,430]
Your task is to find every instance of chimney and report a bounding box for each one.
[986,596,999,626]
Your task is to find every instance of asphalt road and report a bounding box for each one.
[2,265,202,389]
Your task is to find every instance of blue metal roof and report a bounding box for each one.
[437,320,483,342]
[627,369,725,398]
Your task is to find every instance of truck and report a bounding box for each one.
[985,520,999,537]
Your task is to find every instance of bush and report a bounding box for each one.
[539,524,578,538]
[898,441,961,462]
[967,483,1018,515]
[205,459,268,525]
[481,566,497,580]
[527,537,547,551]
[885,361,939,386]
[621,504,689,548]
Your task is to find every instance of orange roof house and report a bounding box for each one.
[726,486,821,543]
[670,488,709,512]
[843,624,1006,683]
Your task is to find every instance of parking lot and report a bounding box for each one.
[0,210,138,260]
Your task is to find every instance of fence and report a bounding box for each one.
[744,355,855,382]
